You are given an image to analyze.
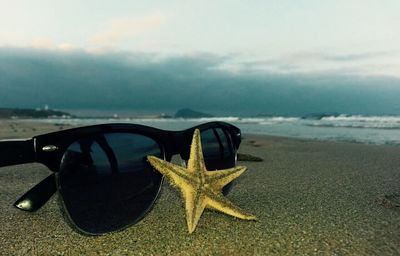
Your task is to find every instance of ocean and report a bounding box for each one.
[32,114,400,146]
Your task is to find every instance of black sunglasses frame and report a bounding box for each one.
[0,121,241,235]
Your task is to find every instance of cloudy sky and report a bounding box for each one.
[1,0,399,77]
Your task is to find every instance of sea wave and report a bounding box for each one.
[305,123,400,130]
[233,115,400,129]
[321,114,400,123]
[314,115,400,130]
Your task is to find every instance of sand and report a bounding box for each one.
[0,120,399,255]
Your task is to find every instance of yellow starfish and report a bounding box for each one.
[147,129,257,233]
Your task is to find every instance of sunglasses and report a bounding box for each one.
[0,122,241,235]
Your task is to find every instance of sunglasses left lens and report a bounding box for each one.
[58,133,162,235]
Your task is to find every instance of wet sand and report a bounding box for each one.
[0,120,399,255]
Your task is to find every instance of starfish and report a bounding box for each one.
[147,129,257,233]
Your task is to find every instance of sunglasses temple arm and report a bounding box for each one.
[14,173,57,212]
[0,139,35,167]
[0,139,55,211]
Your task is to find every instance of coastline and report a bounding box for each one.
[0,121,399,255]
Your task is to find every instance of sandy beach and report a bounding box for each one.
[0,120,399,255]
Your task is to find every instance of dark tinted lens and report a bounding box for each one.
[58,133,162,234]
[200,128,236,193]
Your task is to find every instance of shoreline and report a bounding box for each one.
[0,120,399,255]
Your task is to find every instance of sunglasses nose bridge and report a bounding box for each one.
[162,131,187,160]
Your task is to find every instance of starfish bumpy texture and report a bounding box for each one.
[147,129,256,233]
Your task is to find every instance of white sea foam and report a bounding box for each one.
[315,115,400,129]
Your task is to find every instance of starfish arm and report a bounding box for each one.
[206,192,257,220]
[187,129,207,174]
[147,156,197,187]
[205,166,247,190]
[183,187,207,234]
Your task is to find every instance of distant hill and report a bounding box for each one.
[175,108,213,118]
[0,108,74,119]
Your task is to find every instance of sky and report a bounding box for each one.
[1,0,399,77]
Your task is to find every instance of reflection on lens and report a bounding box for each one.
[200,128,236,194]
[59,133,162,234]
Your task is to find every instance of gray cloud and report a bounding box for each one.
[229,49,399,76]
[320,51,393,62]
[1,47,400,116]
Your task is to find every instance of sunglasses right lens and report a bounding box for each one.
[58,132,162,235]
[200,128,237,193]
